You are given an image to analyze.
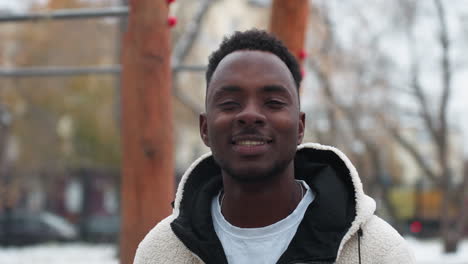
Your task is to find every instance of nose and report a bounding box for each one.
[235,102,266,126]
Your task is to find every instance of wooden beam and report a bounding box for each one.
[269,0,309,65]
[120,0,174,263]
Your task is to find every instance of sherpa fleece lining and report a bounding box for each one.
[170,145,356,264]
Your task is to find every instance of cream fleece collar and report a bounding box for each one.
[172,142,376,258]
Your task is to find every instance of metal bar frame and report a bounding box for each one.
[0,7,129,23]
[0,66,120,77]
[0,65,206,77]
[0,6,206,77]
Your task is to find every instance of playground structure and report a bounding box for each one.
[0,0,308,262]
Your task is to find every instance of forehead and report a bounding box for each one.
[207,50,297,99]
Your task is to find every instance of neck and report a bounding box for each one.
[220,163,303,228]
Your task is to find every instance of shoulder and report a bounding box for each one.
[365,216,415,263]
[363,215,404,242]
[134,215,203,264]
[337,215,415,264]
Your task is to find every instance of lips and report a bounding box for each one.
[231,135,273,145]
[230,135,273,156]
[236,140,266,146]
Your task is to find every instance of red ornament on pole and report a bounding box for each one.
[168,16,177,27]
[167,0,175,4]
[298,49,307,60]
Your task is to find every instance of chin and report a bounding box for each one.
[229,168,276,183]
[213,150,296,183]
[222,161,291,184]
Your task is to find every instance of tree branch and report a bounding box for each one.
[307,7,341,144]
[171,0,216,68]
[407,37,439,145]
[308,59,339,144]
[171,0,216,115]
[173,86,204,114]
[433,0,451,167]
[385,123,439,183]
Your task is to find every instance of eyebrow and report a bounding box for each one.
[261,85,291,95]
[211,84,293,102]
[217,85,290,93]
[211,85,242,100]
[218,85,242,93]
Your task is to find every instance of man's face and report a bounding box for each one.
[200,50,305,182]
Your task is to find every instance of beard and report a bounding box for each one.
[213,154,295,184]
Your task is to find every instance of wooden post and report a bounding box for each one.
[269,0,309,65]
[120,0,174,263]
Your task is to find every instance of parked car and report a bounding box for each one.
[82,214,119,243]
[0,210,78,246]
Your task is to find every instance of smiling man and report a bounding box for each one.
[134,29,414,264]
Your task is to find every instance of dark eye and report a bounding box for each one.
[266,100,286,109]
[218,101,240,111]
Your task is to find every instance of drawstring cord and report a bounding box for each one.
[358,227,363,264]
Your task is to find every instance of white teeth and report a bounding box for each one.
[237,140,265,146]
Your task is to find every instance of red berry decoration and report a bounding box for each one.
[168,16,177,27]
[298,50,308,60]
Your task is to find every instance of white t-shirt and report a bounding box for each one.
[211,180,314,264]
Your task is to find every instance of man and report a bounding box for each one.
[134,29,414,264]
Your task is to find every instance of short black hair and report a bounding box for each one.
[206,29,302,90]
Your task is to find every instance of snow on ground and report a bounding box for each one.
[0,243,118,264]
[0,238,467,263]
[407,237,468,264]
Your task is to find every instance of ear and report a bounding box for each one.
[297,112,305,145]
[199,113,210,147]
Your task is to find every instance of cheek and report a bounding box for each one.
[272,112,299,134]
[207,115,232,142]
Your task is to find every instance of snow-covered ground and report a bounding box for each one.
[0,238,467,263]
[0,243,118,264]
[406,237,468,264]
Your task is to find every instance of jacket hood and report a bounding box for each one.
[170,142,376,263]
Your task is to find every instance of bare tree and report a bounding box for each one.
[304,3,400,222]
[307,1,467,251]
[385,0,468,252]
